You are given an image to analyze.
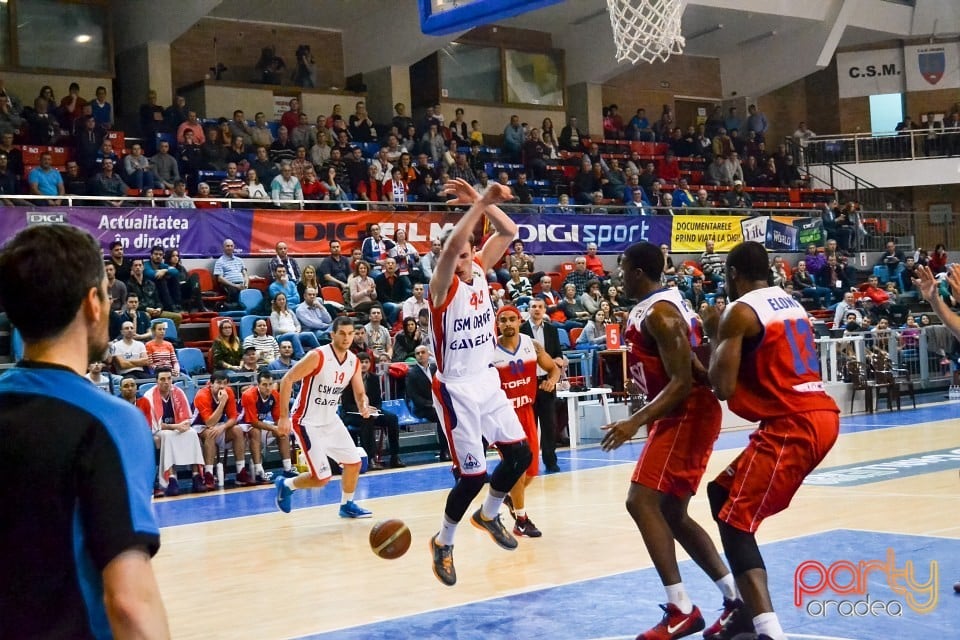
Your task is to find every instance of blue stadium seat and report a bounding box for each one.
[381,399,429,427]
[176,347,209,378]
[240,288,264,314]
[11,327,23,361]
[266,121,281,140]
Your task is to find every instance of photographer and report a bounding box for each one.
[294,44,316,88]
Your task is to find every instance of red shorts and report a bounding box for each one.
[631,386,722,498]
[517,406,539,477]
[715,410,839,533]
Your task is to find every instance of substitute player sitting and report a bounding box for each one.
[704,241,840,640]
[274,315,373,518]
[601,241,739,640]
[491,305,560,538]
[239,369,297,482]
[428,178,533,587]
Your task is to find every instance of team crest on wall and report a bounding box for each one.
[917,47,945,85]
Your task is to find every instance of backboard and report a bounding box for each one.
[418,0,564,36]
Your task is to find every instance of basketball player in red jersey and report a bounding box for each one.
[601,241,740,640]
[491,305,561,538]
[703,241,840,640]
[428,178,533,587]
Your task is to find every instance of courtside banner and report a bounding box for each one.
[247,209,674,255]
[0,206,255,257]
[671,216,745,252]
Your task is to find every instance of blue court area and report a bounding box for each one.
[155,401,960,528]
[300,530,958,640]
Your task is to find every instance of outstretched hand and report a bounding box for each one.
[947,264,960,301]
[443,178,480,206]
[913,265,939,301]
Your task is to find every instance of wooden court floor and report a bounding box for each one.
[152,406,960,639]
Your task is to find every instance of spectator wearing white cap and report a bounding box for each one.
[724,180,752,209]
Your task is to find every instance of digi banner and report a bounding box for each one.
[0,206,255,257]
[247,209,674,256]
[671,216,744,252]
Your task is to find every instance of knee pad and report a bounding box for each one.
[707,480,728,521]
[717,520,766,576]
[445,472,487,522]
[489,441,532,492]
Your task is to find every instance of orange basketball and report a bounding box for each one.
[369,519,411,560]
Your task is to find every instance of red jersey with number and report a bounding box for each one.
[727,286,839,422]
[429,259,495,379]
[291,345,359,427]
[625,287,708,415]
[491,334,538,429]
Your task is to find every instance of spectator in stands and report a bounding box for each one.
[405,346,449,459]
[110,291,151,340]
[583,242,606,280]
[559,116,585,152]
[712,126,733,158]
[777,154,804,187]
[348,260,377,314]
[692,188,713,213]
[741,154,762,187]
[668,177,693,208]
[145,244,182,312]
[699,239,725,290]
[102,262,126,316]
[269,162,302,209]
[128,258,182,326]
[521,128,548,180]
[745,104,768,142]
[563,256,594,296]
[449,152,476,184]
[572,160,600,205]
[832,292,860,327]
[723,180,752,208]
[109,321,151,379]
[122,144,158,194]
[390,102,414,138]
[558,283,589,328]
[793,121,816,155]
[28,151,65,206]
[270,125,296,166]
[287,113,314,151]
[419,122,444,164]
[753,156,778,188]
[723,151,744,184]
[271,291,319,359]
[147,140,179,190]
[296,286,333,344]
[86,85,111,129]
[792,260,831,308]
[382,168,409,210]
[505,266,533,307]
[400,281,428,323]
[684,277,708,310]
[0,85,21,137]
[498,114,522,162]
[705,154,727,187]
[388,229,421,282]
[364,305,393,362]
[105,240,132,284]
[928,243,948,275]
[347,100,375,142]
[361,223,392,272]
[242,318,279,366]
[145,323,181,377]
[392,316,423,363]
[57,82,85,130]
[213,238,248,305]
[944,111,960,156]
[55,158,87,201]
[176,110,204,145]
[245,145,276,187]
[210,319,242,373]
[579,278,604,317]
[374,257,412,325]
[74,114,106,175]
[770,255,790,288]
[509,171,533,210]
[877,240,906,281]
[268,263,299,306]
[341,351,403,470]
[89,158,127,206]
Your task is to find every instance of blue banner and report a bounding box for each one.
[511,214,673,255]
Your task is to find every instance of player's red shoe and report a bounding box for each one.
[636,603,704,640]
[703,598,752,639]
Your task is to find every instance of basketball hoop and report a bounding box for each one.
[606,0,685,64]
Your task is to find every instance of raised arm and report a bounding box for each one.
[429,179,512,304]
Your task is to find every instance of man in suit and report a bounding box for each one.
[342,352,405,470]
[405,345,450,461]
[520,298,566,472]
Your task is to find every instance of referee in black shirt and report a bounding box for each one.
[0,225,169,638]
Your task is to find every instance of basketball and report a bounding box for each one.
[369,519,411,560]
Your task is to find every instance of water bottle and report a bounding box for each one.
[215,462,224,487]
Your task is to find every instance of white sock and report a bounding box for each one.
[204,464,214,475]
[715,574,738,600]
[753,612,785,640]
[254,463,264,475]
[341,491,355,505]
[437,515,458,546]
[664,583,693,614]
[282,458,292,471]
[515,508,526,518]
[481,491,504,520]
[283,477,297,491]
[236,461,245,473]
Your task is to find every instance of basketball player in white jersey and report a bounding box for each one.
[429,178,533,586]
[274,315,373,518]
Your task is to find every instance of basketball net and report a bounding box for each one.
[606,0,686,64]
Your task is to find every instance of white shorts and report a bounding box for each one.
[237,422,282,447]
[294,415,361,481]
[432,367,526,476]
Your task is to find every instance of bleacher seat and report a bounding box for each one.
[11,327,23,362]
[176,347,209,378]
[381,399,430,428]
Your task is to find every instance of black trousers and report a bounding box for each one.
[414,406,449,458]
[533,386,559,467]
[345,411,400,462]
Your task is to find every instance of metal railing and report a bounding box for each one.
[801,128,959,166]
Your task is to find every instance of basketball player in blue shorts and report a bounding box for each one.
[428,178,533,586]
